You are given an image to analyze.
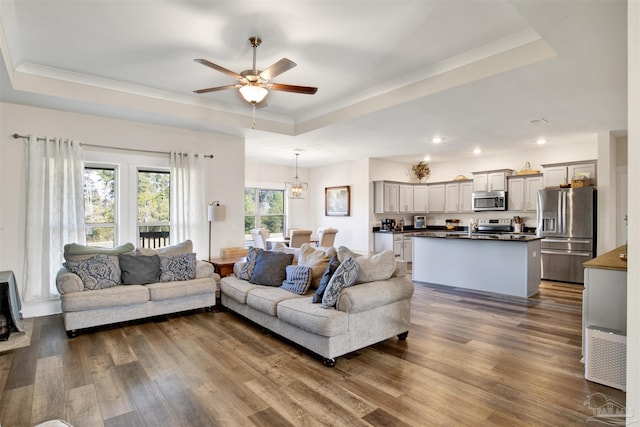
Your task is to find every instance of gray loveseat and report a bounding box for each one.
[220,244,414,366]
[56,240,218,337]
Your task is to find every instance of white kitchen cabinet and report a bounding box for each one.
[373,181,399,214]
[508,175,542,211]
[413,185,428,212]
[472,170,513,191]
[444,181,473,213]
[402,236,412,262]
[444,183,459,212]
[373,232,403,259]
[427,184,445,213]
[542,161,597,188]
[398,184,414,213]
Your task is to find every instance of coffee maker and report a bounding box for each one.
[381,218,396,231]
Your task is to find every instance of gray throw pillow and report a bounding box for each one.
[281,265,313,295]
[249,251,294,287]
[159,253,196,282]
[119,253,160,285]
[322,256,359,309]
[64,254,121,290]
[312,255,340,303]
[238,247,262,280]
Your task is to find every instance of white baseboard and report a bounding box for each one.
[21,300,62,318]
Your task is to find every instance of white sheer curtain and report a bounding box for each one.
[24,136,85,301]
[169,151,207,255]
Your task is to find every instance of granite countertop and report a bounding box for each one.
[583,244,628,271]
[407,231,542,242]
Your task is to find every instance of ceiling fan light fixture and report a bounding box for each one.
[285,153,308,199]
[239,84,269,104]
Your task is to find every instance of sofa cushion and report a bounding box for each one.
[337,246,395,284]
[281,265,313,295]
[238,247,262,280]
[146,278,216,302]
[312,255,340,303]
[337,276,415,314]
[277,297,349,337]
[61,284,149,312]
[297,243,337,289]
[119,253,161,285]
[322,256,359,308]
[220,276,263,304]
[246,286,306,316]
[64,242,134,263]
[249,251,294,287]
[160,253,197,282]
[272,243,299,265]
[64,255,121,290]
[137,240,193,257]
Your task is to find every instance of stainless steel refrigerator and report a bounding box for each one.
[537,187,597,283]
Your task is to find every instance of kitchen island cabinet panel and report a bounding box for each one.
[411,235,541,297]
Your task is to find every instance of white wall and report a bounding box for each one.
[0,101,246,316]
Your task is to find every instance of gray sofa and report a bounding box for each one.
[220,244,414,366]
[56,240,218,337]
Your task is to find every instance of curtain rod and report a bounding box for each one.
[11,133,214,158]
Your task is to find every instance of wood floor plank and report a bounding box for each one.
[0,280,627,426]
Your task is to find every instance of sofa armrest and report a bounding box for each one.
[56,267,84,294]
[336,276,414,314]
[195,260,219,281]
[391,260,407,277]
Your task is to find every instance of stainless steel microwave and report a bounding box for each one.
[472,191,507,211]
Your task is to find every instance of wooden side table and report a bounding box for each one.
[207,257,245,278]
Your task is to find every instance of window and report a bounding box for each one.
[137,170,170,248]
[84,167,116,247]
[244,187,285,238]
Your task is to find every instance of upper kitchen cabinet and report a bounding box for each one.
[427,184,446,213]
[507,174,543,211]
[398,184,414,213]
[542,160,597,188]
[472,169,514,192]
[445,180,473,213]
[374,181,399,213]
[413,185,428,213]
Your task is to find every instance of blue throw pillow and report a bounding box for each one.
[312,255,340,303]
[64,254,121,290]
[159,253,196,282]
[281,265,313,295]
[249,251,294,286]
[322,257,359,308]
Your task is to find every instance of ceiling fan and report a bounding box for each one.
[194,36,318,105]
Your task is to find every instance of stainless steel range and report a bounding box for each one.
[475,218,512,233]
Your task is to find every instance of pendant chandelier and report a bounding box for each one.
[285,153,308,199]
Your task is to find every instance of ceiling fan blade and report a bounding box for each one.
[270,83,318,95]
[194,59,243,80]
[260,58,297,80]
[193,84,242,94]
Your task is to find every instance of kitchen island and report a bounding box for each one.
[410,232,542,297]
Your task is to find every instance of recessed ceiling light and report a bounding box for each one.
[432,137,443,144]
[536,138,547,145]
[423,155,431,162]
[473,148,482,155]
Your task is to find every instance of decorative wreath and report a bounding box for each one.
[411,162,430,181]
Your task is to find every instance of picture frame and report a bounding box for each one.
[325,186,350,216]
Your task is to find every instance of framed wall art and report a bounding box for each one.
[325,186,350,216]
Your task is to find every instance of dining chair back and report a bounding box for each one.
[289,229,312,248]
[316,227,338,247]
[250,228,270,249]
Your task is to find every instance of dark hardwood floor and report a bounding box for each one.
[0,281,626,426]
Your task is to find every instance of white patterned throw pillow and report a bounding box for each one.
[322,256,359,308]
[64,254,121,290]
[159,253,196,282]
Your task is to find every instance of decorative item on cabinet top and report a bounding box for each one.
[411,162,430,182]
[516,161,541,175]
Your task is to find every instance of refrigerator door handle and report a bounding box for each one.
[561,190,567,235]
[543,238,592,244]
